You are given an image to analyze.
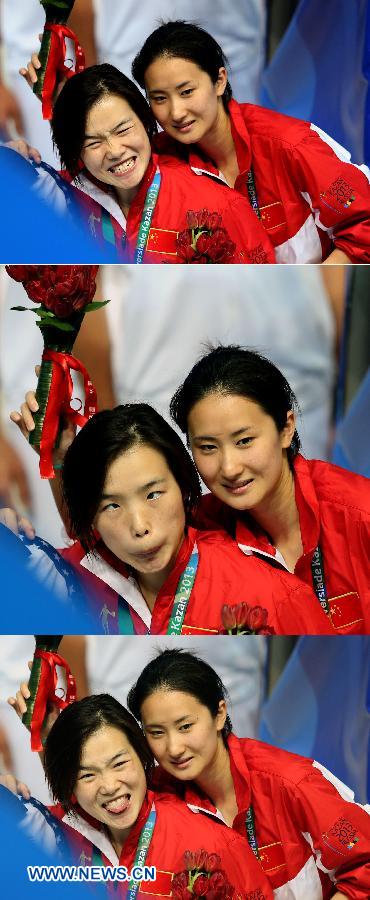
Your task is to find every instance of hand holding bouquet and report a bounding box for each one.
[6,265,104,478]
[33,0,85,119]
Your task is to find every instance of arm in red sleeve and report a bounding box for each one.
[288,126,370,263]
[288,766,370,898]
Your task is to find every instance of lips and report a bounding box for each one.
[170,757,193,769]
[102,793,131,815]
[173,120,195,132]
[134,544,163,560]
[222,479,254,494]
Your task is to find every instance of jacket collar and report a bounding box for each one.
[187,100,252,176]
[236,454,321,564]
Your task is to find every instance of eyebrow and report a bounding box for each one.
[100,477,167,501]
[84,119,132,140]
[145,715,192,728]
[193,427,252,441]
[149,80,193,93]
[79,750,129,771]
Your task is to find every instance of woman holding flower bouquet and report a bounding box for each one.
[128,649,370,900]
[5,690,272,898]
[17,59,275,264]
[132,21,370,264]
[7,401,332,636]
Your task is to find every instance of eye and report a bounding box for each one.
[147,490,163,501]
[84,141,101,150]
[78,772,95,781]
[146,730,163,738]
[237,437,253,446]
[181,88,194,96]
[113,760,127,768]
[198,444,217,453]
[179,723,192,731]
[116,126,131,135]
[101,502,120,513]
[151,95,166,104]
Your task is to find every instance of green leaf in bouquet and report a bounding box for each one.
[36,319,75,332]
[84,300,110,312]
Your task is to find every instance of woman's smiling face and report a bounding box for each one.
[141,690,227,782]
[81,93,151,196]
[144,56,227,144]
[74,725,147,835]
[188,393,295,513]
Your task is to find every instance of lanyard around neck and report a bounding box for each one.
[166,548,199,635]
[246,167,260,218]
[311,545,330,614]
[134,168,161,263]
[126,804,157,899]
[245,804,260,860]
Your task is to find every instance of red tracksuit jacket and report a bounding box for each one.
[66,150,276,264]
[156,735,370,899]
[51,789,273,898]
[198,455,370,635]
[165,99,370,263]
[61,525,333,635]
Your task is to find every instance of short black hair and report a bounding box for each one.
[62,403,201,552]
[132,20,232,109]
[44,694,154,812]
[52,63,157,177]
[170,345,301,463]
[127,648,232,739]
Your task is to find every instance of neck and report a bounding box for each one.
[195,739,235,813]
[107,823,131,857]
[114,184,140,218]
[197,104,237,180]
[251,458,300,548]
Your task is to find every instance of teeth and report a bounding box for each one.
[110,158,135,174]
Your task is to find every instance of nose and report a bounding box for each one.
[170,97,187,122]
[167,732,186,758]
[105,134,125,158]
[129,509,150,539]
[99,772,122,796]
[220,447,244,480]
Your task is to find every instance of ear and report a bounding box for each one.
[280,410,296,450]
[215,699,228,733]
[215,67,228,97]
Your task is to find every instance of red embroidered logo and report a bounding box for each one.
[247,243,269,264]
[325,817,360,851]
[320,177,355,212]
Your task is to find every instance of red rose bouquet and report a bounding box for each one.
[176,210,236,264]
[22,636,76,751]
[172,850,236,899]
[6,265,103,478]
[33,0,85,119]
[221,603,275,636]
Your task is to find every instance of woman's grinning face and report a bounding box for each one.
[81,94,151,199]
[74,725,147,837]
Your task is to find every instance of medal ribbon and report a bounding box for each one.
[246,168,260,219]
[39,349,97,479]
[245,805,260,860]
[166,548,199,635]
[126,805,157,899]
[134,169,161,263]
[29,651,76,752]
[41,24,85,120]
[311,545,330,615]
